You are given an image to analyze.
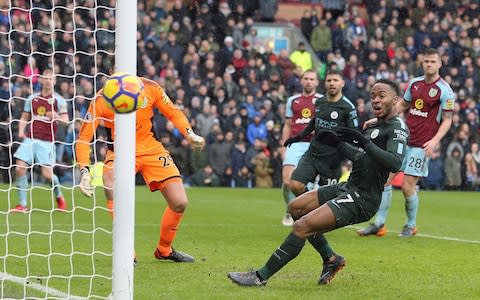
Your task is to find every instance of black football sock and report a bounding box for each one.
[257,232,305,280]
[308,233,334,262]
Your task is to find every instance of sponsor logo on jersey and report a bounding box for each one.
[37,106,46,116]
[316,117,337,129]
[85,112,92,121]
[393,129,408,142]
[370,129,379,139]
[410,108,428,118]
[301,108,312,118]
[414,99,424,110]
[330,111,338,119]
[446,99,454,110]
[428,87,438,97]
[295,117,311,124]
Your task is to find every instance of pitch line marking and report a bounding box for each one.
[348,225,480,244]
[0,272,88,300]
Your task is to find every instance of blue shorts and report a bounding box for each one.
[14,138,56,166]
[283,142,310,167]
[401,145,430,177]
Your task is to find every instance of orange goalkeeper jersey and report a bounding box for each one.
[75,77,192,168]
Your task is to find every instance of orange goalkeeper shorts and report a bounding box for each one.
[104,149,182,192]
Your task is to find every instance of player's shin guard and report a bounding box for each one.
[282,184,296,205]
[405,193,419,227]
[52,174,62,198]
[374,185,392,227]
[16,175,28,207]
[157,206,183,256]
[257,232,305,280]
[308,233,334,262]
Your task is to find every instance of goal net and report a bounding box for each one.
[0,0,117,298]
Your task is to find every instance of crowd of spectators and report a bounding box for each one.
[0,0,479,191]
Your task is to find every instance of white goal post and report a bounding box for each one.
[0,0,136,299]
[112,0,136,299]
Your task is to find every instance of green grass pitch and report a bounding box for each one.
[1,186,479,299]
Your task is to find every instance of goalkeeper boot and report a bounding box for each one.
[154,248,194,262]
[357,223,387,237]
[56,196,67,211]
[10,205,28,213]
[318,253,346,285]
[228,271,267,287]
[398,225,417,237]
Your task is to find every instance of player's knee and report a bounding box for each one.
[15,167,26,177]
[287,201,302,220]
[292,217,310,238]
[169,200,187,213]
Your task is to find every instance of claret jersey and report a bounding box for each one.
[285,92,323,141]
[403,76,455,147]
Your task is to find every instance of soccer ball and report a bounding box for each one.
[102,72,145,113]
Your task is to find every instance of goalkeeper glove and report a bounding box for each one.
[337,127,370,147]
[283,135,302,147]
[187,129,205,151]
[79,167,94,197]
[315,130,340,147]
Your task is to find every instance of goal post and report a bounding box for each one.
[112,0,137,299]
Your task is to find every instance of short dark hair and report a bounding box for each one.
[375,79,400,96]
[325,69,343,77]
[423,47,440,57]
[302,68,317,78]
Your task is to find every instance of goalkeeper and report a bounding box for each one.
[75,76,205,263]
[228,79,409,286]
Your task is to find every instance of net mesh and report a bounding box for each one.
[0,0,116,298]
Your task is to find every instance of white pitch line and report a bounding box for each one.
[0,272,88,300]
[348,225,480,244]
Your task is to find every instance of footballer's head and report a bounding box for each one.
[370,79,400,120]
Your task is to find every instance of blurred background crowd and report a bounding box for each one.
[0,0,479,191]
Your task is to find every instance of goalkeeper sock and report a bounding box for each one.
[157,206,183,256]
[52,174,62,198]
[106,199,113,218]
[17,175,28,207]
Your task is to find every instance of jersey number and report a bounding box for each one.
[327,178,337,185]
[158,155,172,167]
[408,157,423,169]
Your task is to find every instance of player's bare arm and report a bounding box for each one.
[281,118,292,146]
[423,110,453,157]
